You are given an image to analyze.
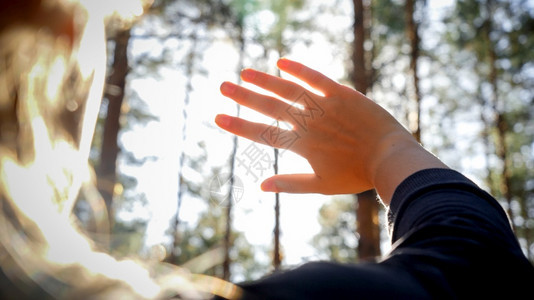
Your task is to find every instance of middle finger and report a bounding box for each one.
[220,81,295,124]
[240,68,313,104]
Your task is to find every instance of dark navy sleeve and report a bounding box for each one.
[219,168,534,300]
[384,168,534,299]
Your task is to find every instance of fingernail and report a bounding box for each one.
[261,180,277,192]
[215,114,231,127]
[277,58,290,68]
[220,82,236,95]
[241,69,256,81]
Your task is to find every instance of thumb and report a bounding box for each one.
[261,174,322,193]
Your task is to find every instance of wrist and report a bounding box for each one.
[368,132,448,205]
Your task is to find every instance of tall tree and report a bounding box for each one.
[222,0,255,280]
[443,0,534,260]
[147,0,242,269]
[141,0,270,276]
[270,0,289,271]
[83,13,158,254]
[312,196,358,262]
[169,168,260,280]
[484,0,515,231]
[256,0,305,270]
[169,34,199,264]
[405,0,422,143]
[352,0,381,260]
[97,28,132,232]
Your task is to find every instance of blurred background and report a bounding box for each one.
[80,0,534,283]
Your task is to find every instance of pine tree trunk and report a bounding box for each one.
[169,35,198,265]
[476,86,497,196]
[352,0,366,93]
[273,110,281,271]
[483,1,515,231]
[273,186,281,269]
[222,164,235,280]
[271,26,286,272]
[223,30,245,281]
[405,0,422,144]
[97,28,131,232]
[356,190,381,259]
[352,0,381,260]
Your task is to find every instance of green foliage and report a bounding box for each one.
[169,165,264,280]
[311,196,358,263]
[170,204,260,279]
[229,0,262,27]
[111,219,148,257]
[313,0,534,263]
[441,0,534,261]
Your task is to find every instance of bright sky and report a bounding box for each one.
[117,0,459,280]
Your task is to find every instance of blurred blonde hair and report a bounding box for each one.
[0,1,240,299]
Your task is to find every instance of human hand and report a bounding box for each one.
[216,58,446,202]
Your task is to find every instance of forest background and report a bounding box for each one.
[79,0,534,283]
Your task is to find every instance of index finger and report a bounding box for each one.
[276,58,339,97]
[240,68,310,104]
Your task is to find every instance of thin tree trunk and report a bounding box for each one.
[223,30,245,281]
[222,127,238,280]
[273,177,281,269]
[97,28,131,234]
[352,0,381,260]
[272,38,285,271]
[352,0,367,93]
[477,91,497,196]
[519,194,532,261]
[405,0,422,144]
[169,35,198,264]
[484,1,515,231]
[494,106,514,230]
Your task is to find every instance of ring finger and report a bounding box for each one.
[215,114,303,152]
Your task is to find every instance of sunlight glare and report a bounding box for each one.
[0,0,244,298]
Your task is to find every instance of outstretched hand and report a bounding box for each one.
[216,58,446,204]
